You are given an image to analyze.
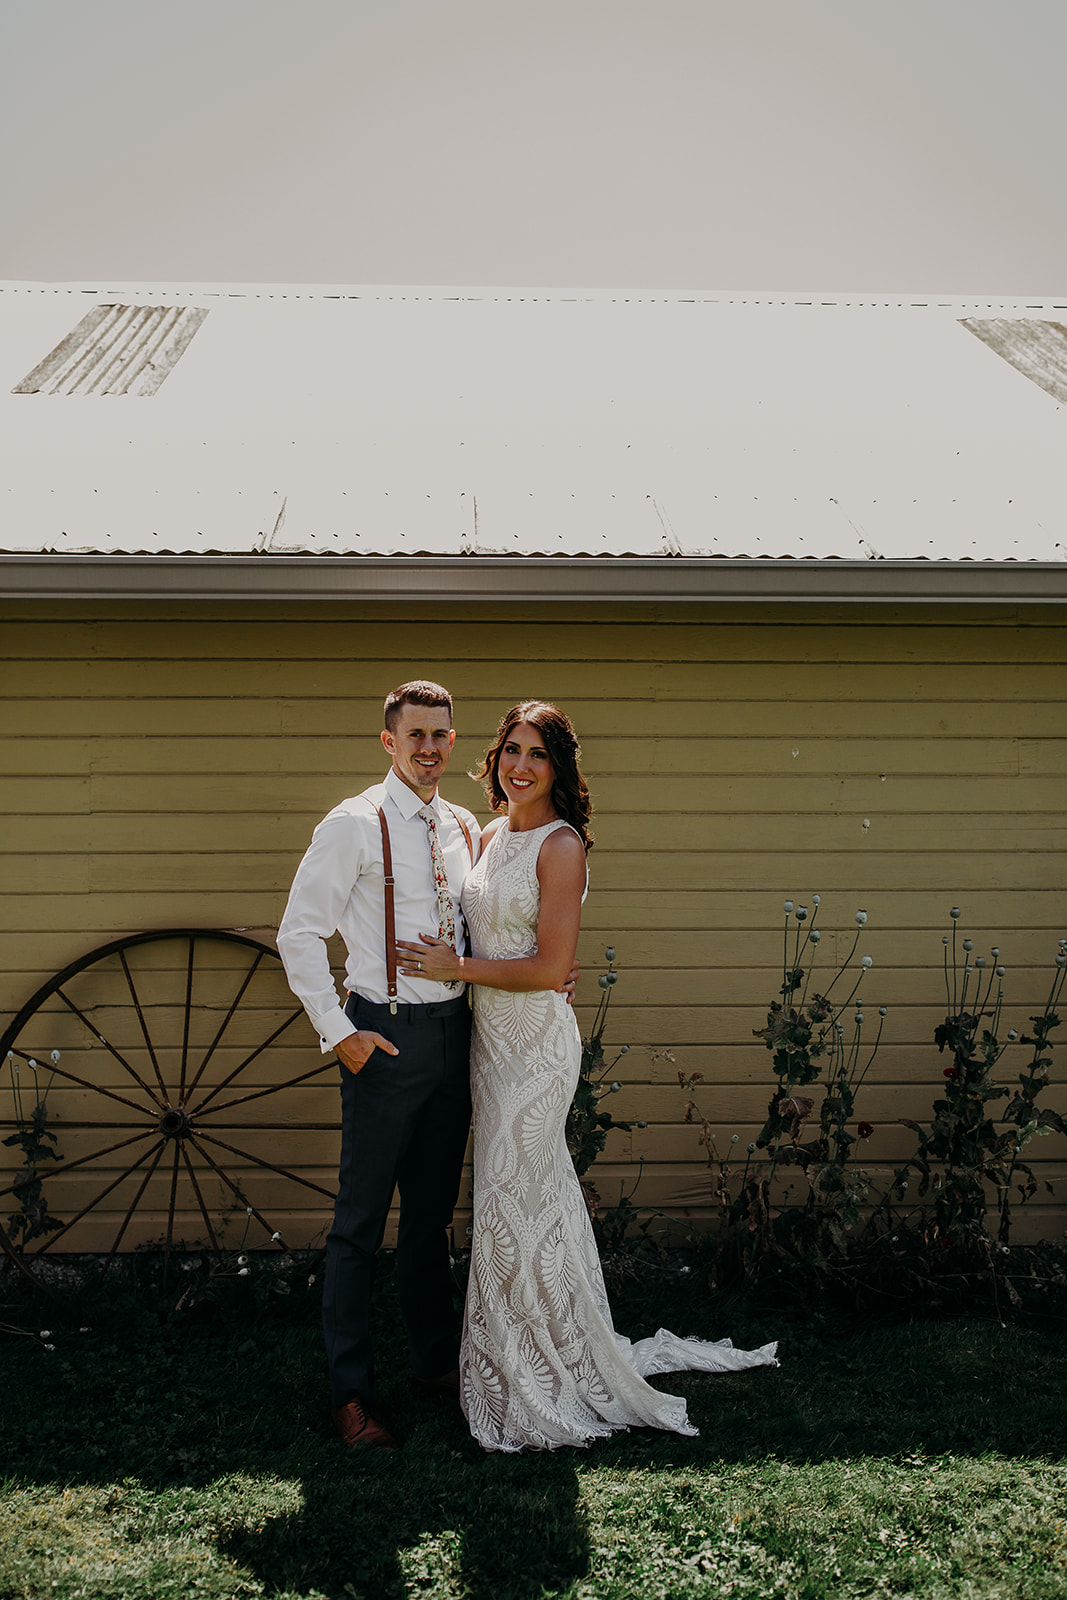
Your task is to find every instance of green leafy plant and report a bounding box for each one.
[678,901,1067,1316]
[679,897,885,1286]
[753,897,881,1160]
[903,914,1066,1244]
[566,946,634,1180]
[3,1048,64,1247]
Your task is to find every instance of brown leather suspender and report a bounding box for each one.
[375,801,476,1014]
[375,805,399,1013]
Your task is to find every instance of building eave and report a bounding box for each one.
[2,553,1065,604]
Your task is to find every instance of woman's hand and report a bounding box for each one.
[396,934,462,983]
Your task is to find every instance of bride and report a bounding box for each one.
[397,701,777,1452]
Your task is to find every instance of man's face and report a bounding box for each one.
[381,702,456,799]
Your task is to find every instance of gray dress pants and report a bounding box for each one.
[322,991,472,1406]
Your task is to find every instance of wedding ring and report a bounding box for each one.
[417,960,422,970]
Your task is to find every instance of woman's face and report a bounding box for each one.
[497,720,555,811]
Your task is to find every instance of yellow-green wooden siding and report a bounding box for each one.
[2,599,1065,1250]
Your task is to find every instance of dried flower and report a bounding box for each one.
[855,910,868,926]
[598,975,609,989]
[879,1007,887,1017]
[747,1143,756,1153]
[963,940,974,952]
[943,1067,959,1080]
[238,1267,250,1277]
[812,894,821,905]
[605,946,616,963]
[861,955,873,968]
[857,1121,874,1139]
[50,1049,60,1064]
[610,1081,621,1093]
[855,1014,865,1026]
[783,901,794,913]
[950,908,961,919]
[975,957,986,968]
[996,966,1005,977]
[796,906,808,921]
[809,930,821,944]
[1008,1030,1019,1041]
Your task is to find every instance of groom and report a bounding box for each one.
[277,680,480,1450]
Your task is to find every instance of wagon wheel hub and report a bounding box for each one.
[158,1105,194,1140]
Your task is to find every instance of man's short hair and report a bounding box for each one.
[383,680,454,732]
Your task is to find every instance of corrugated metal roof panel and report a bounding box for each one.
[1,284,1065,563]
[12,304,208,395]
[960,318,1067,406]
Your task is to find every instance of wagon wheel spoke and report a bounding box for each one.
[184,1134,284,1242]
[163,1144,182,1274]
[189,1007,306,1115]
[179,937,196,1106]
[179,1142,222,1254]
[36,1139,165,1254]
[195,1057,338,1119]
[3,1056,159,1119]
[0,1129,156,1202]
[192,1129,335,1200]
[54,988,164,1109]
[119,950,170,1104]
[103,1141,168,1265]
[183,951,266,1103]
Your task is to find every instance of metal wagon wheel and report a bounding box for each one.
[0,930,339,1273]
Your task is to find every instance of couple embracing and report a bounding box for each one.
[278,680,776,1455]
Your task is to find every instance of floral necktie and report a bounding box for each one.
[418,804,460,989]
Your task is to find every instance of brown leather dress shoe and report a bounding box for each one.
[413,1367,461,1398]
[330,1397,398,1450]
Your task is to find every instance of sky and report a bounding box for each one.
[1,0,1065,292]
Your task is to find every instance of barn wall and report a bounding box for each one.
[2,597,1065,1251]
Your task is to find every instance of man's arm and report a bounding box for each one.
[277,810,371,1053]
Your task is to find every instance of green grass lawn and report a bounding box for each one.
[2,1263,1066,1600]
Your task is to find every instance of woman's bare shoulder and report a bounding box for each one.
[479,815,507,851]
[537,822,587,870]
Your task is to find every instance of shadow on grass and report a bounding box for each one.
[3,1264,1067,1599]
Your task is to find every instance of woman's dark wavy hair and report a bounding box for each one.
[474,701,594,852]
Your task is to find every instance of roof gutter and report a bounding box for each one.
[1,553,1066,604]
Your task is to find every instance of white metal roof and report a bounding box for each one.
[1,283,1066,585]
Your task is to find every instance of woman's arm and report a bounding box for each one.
[396,827,586,993]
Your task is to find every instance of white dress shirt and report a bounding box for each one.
[277,767,481,1051]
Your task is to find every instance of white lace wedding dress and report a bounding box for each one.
[459,818,778,1453]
